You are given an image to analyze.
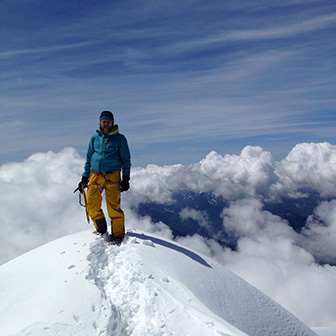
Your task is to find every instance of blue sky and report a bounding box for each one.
[1,0,336,167]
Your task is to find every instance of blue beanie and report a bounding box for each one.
[100,110,114,123]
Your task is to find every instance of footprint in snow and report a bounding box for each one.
[142,240,155,247]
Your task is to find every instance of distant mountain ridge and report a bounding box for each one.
[137,190,323,247]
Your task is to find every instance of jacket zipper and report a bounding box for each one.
[99,137,107,171]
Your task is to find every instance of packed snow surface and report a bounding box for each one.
[0,229,320,336]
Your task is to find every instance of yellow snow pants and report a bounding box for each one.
[86,171,125,237]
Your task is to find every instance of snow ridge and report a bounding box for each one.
[87,237,166,335]
[86,232,249,336]
[87,239,123,335]
[86,234,233,336]
[85,231,316,336]
[0,230,320,336]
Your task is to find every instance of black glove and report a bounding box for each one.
[120,176,130,192]
[78,176,89,193]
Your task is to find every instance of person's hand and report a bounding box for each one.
[78,176,89,193]
[120,176,130,192]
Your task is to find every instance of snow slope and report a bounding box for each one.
[0,229,320,336]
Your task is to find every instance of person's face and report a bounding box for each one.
[100,118,113,134]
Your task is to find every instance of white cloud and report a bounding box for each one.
[221,198,300,242]
[174,198,336,327]
[0,148,176,265]
[125,145,280,204]
[196,146,279,199]
[303,200,336,264]
[124,164,184,205]
[122,205,173,241]
[0,148,85,264]
[0,41,94,59]
[2,143,336,327]
[181,197,336,327]
[224,248,336,328]
[179,208,209,227]
[225,13,336,41]
[276,142,336,197]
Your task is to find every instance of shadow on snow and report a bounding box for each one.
[127,232,212,268]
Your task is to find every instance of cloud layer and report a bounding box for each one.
[1,142,336,327]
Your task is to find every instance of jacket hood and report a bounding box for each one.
[108,124,119,135]
[97,124,119,136]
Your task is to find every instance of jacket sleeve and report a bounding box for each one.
[82,136,94,177]
[119,135,131,177]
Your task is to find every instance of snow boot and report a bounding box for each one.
[107,235,124,246]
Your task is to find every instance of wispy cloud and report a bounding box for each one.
[1,1,336,165]
[225,13,336,41]
[0,41,94,59]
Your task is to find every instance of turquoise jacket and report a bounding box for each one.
[82,125,131,178]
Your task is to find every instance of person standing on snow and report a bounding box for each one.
[77,111,131,244]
